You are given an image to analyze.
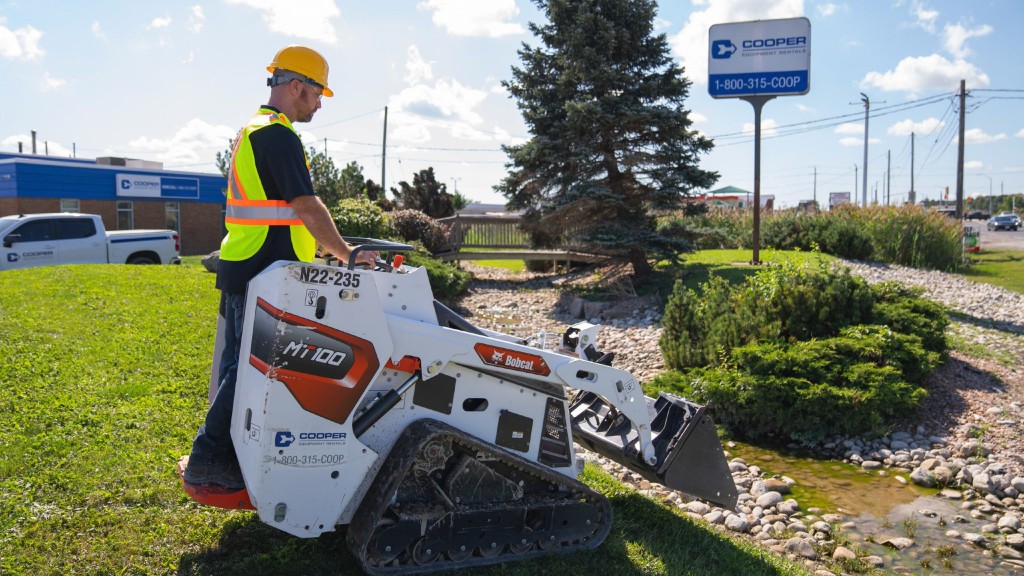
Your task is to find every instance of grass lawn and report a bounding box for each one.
[0,263,809,576]
[671,249,836,292]
[963,249,1024,295]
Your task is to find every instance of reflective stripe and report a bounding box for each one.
[226,201,302,225]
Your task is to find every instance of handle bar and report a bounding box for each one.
[342,237,414,271]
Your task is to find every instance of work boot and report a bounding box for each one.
[183,457,245,490]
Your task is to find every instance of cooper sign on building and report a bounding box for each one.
[708,17,811,99]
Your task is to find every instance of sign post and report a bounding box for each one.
[709,17,810,264]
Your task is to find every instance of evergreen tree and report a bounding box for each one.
[497,0,718,280]
[308,147,343,207]
[339,161,367,199]
[395,167,456,218]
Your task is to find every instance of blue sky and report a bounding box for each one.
[1,0,1021,208]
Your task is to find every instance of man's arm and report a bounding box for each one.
[290,195,377,266]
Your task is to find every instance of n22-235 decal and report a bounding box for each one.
[299,267,360,287]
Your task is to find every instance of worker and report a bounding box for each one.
[184,45,378,489]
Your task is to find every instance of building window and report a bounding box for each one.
[117,201,134,230]
[59,199,80,213]
[165,202,180,233]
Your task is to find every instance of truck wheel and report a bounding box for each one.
[128,255,157,265]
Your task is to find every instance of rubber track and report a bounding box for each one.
[346,419,613,575]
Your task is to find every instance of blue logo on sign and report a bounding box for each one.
[275,431,295,447]
[712,40,737,59]
[7,253,18,262]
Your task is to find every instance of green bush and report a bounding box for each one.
[660,258,875,369]
[390,209,450,254]
[403,248,472,301]
[330,197,396,240]
[656,326,930,442]
[655,259,947,442]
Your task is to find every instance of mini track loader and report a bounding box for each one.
[179,239,737,575]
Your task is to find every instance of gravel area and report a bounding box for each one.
[450,260,1024,574]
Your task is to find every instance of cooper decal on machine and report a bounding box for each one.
[474,343,551,376]
[249,297,379,425]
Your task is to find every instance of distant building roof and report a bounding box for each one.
[708,185,751,196]
[457,202,522,217]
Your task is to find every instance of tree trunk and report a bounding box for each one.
[628,246,653,283]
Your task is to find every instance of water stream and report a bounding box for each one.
[730,441,1018,575]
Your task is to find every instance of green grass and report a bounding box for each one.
[674,249,836,292]
[0,264,811,576]
[963,249,1024,295]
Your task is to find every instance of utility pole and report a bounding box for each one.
[982,175,993,215]
[813,166,817,208]
[886,150,891,205]
[854,164,858,203]
[955,79,966,219]
[860,93,869,207]
[909,133,916,205]
[381,106,388,192]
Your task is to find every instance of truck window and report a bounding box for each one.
[55,218,98,240]
[12,220,53,242]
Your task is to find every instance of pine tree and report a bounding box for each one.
[497,0,718,280]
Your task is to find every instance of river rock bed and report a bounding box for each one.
[451,260,1024,574]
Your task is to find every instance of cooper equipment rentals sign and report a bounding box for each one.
[708,17,810,98]
[116,173,200,199]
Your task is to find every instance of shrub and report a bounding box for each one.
[330,197,395,240]
[655,259,946,442]
[403,248,472,301]
[666,326,929,442]
[659,258,875,370]
[390,209,450,254]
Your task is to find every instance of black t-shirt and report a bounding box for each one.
[216,107,316,295]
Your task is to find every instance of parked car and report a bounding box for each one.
[0,213,180,271]
[965,210,990,220]
[987,214,1020,231]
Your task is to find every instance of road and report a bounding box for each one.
[964,221,1024,250]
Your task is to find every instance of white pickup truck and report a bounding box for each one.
[0,213,180,271]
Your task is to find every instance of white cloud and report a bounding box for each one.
[742,118,779,136]
[404,45,433,86]
[964,160,984,170]
[963,128,1007,145]
[0,18,45,61]
[40,72,65,91]
[908,0,939,33]
[389,77,493,144]
[942,22,992,59]
[654,17,672,31]
[92,21,107,41]
[123,118,236,166]
[188,5,206,34]
[887,117,943,136]
[835,123,863,135]
[225,0,340,44]
[861,54,989,93]
[690,111,709,124]
[669,0,804,86]
[417,0,524,38]
[390,79,487,125]
[149,16,172,29]
[1017,128,1024,138]
[817,3,839,17]
[838,137,862,147]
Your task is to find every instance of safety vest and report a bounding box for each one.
[220,107,316,262]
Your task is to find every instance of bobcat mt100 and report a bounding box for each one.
[179,239,737,575]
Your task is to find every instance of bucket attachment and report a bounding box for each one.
[569,391,737,510]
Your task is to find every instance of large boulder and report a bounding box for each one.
[201,250,220,273]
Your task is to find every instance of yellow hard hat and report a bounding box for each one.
[267,45,334,97]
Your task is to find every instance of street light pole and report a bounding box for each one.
[981,175,993,215]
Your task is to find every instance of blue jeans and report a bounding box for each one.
[190,291,246,463]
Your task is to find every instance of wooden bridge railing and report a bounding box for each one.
[434,214,604,263]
